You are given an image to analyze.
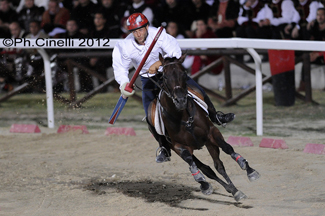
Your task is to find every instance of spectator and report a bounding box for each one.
[123,0,154,25]
[71,0,98,35]
[58,19,93,92]
[0,0,18,28]
[166,20,195,69]
[236,0,265,39]
[58,19,85,39]
[98,0,125,37]
[88,11,116,90]
[184,0,212,37]
[18,0,44,33]
[292,0,324,40]
[91,12,111,38]
[26,20,48,39]
[41,0,70,35]
[16,0,49,12]
[9,21,27,40]
[236,0,271,62]
[268,0,300,39]
[0,19,10,38]
[155,0,189,32]
[120,16,131,38]
[298,7,325,91]
[166,21,185,39]
[190,18,224,76]
[6,21,28,83]
[25,20,49,92]
[208,0,240,38]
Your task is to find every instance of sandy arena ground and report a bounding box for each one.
[0,126,324,216]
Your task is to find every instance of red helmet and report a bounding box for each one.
[126,13,149,31]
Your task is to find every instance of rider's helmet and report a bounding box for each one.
[126,13,149,32]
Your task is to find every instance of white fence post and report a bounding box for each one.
[37,48,55,128]
[246,48,263,136]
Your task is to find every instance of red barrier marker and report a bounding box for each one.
[57,125,89,134]
[226,136,254,147]
[303,143,325,155]
[10,124,41,133]
[105,127,136,136]
[259,138,288,149]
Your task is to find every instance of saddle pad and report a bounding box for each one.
[148,89,208,136]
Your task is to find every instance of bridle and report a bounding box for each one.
[161,61,188,102]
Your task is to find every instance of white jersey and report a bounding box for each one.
[306,1,324,23]
[271,0,300,26]
[112,26,182,87]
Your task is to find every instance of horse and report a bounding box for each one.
[148,53,260,202]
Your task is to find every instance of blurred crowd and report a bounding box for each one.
[0,0,324,93]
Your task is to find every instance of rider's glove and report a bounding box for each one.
[120,82,135,98]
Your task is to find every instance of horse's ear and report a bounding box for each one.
[159,53,164,64]
[179,53,187,64]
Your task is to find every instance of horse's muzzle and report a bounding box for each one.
[173,87,187,110]
[173,96,187,110]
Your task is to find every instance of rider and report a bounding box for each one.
[112,13,235,163]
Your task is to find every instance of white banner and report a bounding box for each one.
[0,38,324,51]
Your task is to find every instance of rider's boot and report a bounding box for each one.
[146,118,171,163]
[204,95,235,126]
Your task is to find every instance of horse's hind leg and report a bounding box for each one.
[175,146,213,195]
[231,152,260,182]
[205,143,247,202]
[214,134,260,182]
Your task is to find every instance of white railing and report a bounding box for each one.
[1,38,324,135]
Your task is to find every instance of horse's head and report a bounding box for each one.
[159,53,188,110]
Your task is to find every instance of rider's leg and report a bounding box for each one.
[186,76,235,125]
[141,75,171,163]
[146,118,171,163]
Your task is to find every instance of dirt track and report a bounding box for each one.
[1,127,324,216]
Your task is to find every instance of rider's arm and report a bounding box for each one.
[112,42,132,88]
[160,29,182,59]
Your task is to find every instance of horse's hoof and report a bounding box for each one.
[234,190,247,202]
[200,182,213,195]
[247,170,260,182]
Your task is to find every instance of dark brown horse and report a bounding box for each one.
[155,53,260,202]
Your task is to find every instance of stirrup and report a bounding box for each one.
[156,146,171,158]
[155,146,171,163]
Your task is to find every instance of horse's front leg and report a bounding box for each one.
[174,144,213,195]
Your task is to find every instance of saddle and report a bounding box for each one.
[147,85,208,136]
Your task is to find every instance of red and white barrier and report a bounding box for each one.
[259,138,288,149]
[10,124,41,133]
[303,143,325,155]
[57,125,89,134]
[105,127,136,136]
[226,136,254,147]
